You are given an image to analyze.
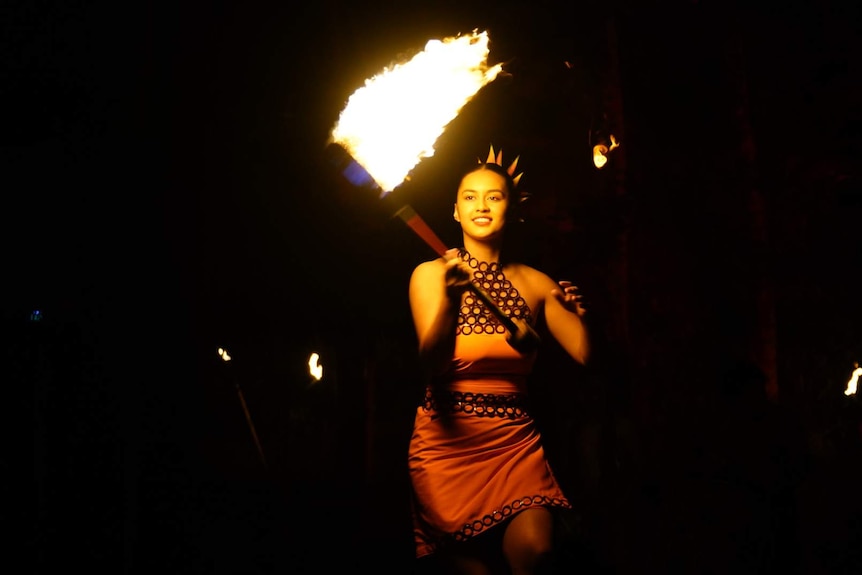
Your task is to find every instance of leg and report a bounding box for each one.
[440,528,506,575]
[502,508,555,575]
[445,553,494,575]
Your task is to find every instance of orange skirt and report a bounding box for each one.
[407,380,571,557]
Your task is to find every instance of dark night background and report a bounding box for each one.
[5,0,861,573]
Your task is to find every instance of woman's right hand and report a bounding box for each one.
[443,248,472,296]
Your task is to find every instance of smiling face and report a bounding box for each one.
[453,167,511,244]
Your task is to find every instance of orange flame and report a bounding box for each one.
[593,134,620,169]
[308,352,323,382]
[330,30,503,194]
[846,363,861,396]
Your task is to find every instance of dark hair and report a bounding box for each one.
[464,162,517,194]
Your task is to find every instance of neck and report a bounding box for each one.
[462,237,502,263]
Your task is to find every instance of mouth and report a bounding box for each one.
[472,217,492,225]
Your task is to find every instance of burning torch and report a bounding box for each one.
[325,30,538,351]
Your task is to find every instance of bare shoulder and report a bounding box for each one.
[507,262,557,290]
[506,262,558,303]
[411,257,445,279]
[410,257,446,289]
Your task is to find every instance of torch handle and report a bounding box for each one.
[394,205,450,257]
[393,205,518,333]
[465,283,519,333]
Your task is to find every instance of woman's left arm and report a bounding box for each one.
[540,274,590,365]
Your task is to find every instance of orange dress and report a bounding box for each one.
[407,253,571,558]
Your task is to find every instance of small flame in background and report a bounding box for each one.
[845,362,861,396]
[218,347,232,362]
[330,30,503,194]
[593,134,620,169]
[308,352,324,382]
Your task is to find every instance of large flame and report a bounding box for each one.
[330,30,503,194]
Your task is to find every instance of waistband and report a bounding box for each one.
[421,386,530,419]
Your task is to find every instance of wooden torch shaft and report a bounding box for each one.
[394,205,518,333]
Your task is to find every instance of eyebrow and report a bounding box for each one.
[459,188,507,195]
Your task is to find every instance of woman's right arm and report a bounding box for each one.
[409,251,469,373]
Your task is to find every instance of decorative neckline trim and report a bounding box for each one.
[456,249,532,335]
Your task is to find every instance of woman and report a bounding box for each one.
[407,147,590,574]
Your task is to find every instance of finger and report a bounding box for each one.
[553,291,575,306]
[550,288,566,303]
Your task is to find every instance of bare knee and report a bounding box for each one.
[502,508,555,574]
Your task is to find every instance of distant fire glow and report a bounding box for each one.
[593,134,620,169]
[330,30,503,194]
[308,352,323,382]
[845,363,861,396]
[218,347,232,362]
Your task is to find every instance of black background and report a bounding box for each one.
[6,1,861,573]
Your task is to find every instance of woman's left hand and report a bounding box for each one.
[551,280,586,317]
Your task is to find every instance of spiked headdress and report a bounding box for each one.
[479,145,531,205]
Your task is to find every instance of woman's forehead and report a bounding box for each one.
[458,169,508,191]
